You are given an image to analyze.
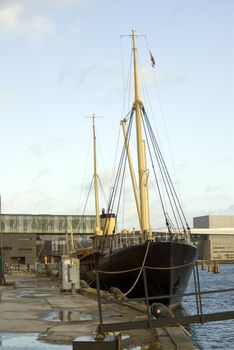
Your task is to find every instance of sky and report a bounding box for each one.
[0,0,233,229]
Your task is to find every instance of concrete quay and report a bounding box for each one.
[0,274,195,349]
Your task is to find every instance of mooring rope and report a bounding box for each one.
[97,259,195,274]
[123,240,151,296]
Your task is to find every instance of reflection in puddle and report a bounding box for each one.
[42,310,94,322]
[74,335,117,342]
[16,290,34,298]
[17,291,52,298]
[0,333,70,349]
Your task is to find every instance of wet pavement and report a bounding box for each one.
[0,275,195,349]
[0,275,152,347]
[0,333,70,349]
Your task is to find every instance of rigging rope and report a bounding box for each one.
[124,240,151,296]
[98,177,108,208]
[77,132,92,213]
[121,42,133,118]
[142,108,191,235]
[145,35,186,222]
[143,112,183,232]
[77,177,94,232]
[115,112,134,219]
[141,111,176,234]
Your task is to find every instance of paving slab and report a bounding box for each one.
[0,274,195,349]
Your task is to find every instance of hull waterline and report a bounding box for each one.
[80,240,197,306]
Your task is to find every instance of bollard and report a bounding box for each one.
[208,262,214,272]
[201,261,206,270]
[213,263,220,274]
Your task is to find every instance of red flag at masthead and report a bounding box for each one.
[150,51,155,68]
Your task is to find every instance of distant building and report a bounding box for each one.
[0,214,95,266]
[1,213,234,266]
[192,215,234,261]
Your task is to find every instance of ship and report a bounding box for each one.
[79,29,197,307]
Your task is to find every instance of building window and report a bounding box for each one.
[1,220,5,231]
[23,217,28,231]
[72,218,80,230]
[18,248,32,251]
[59,218,66,232]
[10,218,17,230]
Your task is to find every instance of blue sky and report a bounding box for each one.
[0,0,233,229]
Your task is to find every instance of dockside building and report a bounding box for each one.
[0,214,95,266]
[1,213,234,267]
[192,215,234,261]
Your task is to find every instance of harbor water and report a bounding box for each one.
[181,264,234,350]
[0,333,70,349]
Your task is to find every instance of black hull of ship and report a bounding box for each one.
[80,240,197,306]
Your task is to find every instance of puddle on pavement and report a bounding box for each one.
[0,333,70,349]
[41,310,95,322]
[16,290,34,298]
[74,335,117,341]
[17,291,52,298]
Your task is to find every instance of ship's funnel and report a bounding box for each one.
[100,210,116,235]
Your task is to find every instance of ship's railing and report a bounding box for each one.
[101,234,145,252]
[102,233,190,253]
[94,260,234,335]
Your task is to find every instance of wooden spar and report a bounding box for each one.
[143,140,152,239]
[92,115,102,235]
[85,114,102,235]
[121,119,141,230]
[131,29,151,238]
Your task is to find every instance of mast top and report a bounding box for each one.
[85,114,102,236]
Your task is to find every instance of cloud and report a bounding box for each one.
[21,15,55,43]
[3,185,56,214]
[0,4,19,28]
[28,143,43,156]
[28,138,64,156]
[223,204,234,215]
[137,65,185,89]
[30,196,55,213]
[43,0,87,8]
[157,71,185,85]
[32,168,52,183]
[51,137,64,147]
[211,157,232,165]
[178,163,189,168]
[0,90,21,103]
[204,185,224,194]
[58,63,97,84]
[58,62,120,91]
[0,3,55,42]
[0,0,89,42]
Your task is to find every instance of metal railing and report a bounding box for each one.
[95,260,234,334]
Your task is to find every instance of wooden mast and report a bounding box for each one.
[91,114,102,235]
[131,29,151,238]
[121,119,141,229]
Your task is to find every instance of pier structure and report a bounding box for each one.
[0,274,196,349]
[192,215,234,261]
[0,213,95,266]
[1,214,234,268]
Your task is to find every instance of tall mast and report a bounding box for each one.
[92,114,101,235]
[131,29,149,236]
[121,119,141,230]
